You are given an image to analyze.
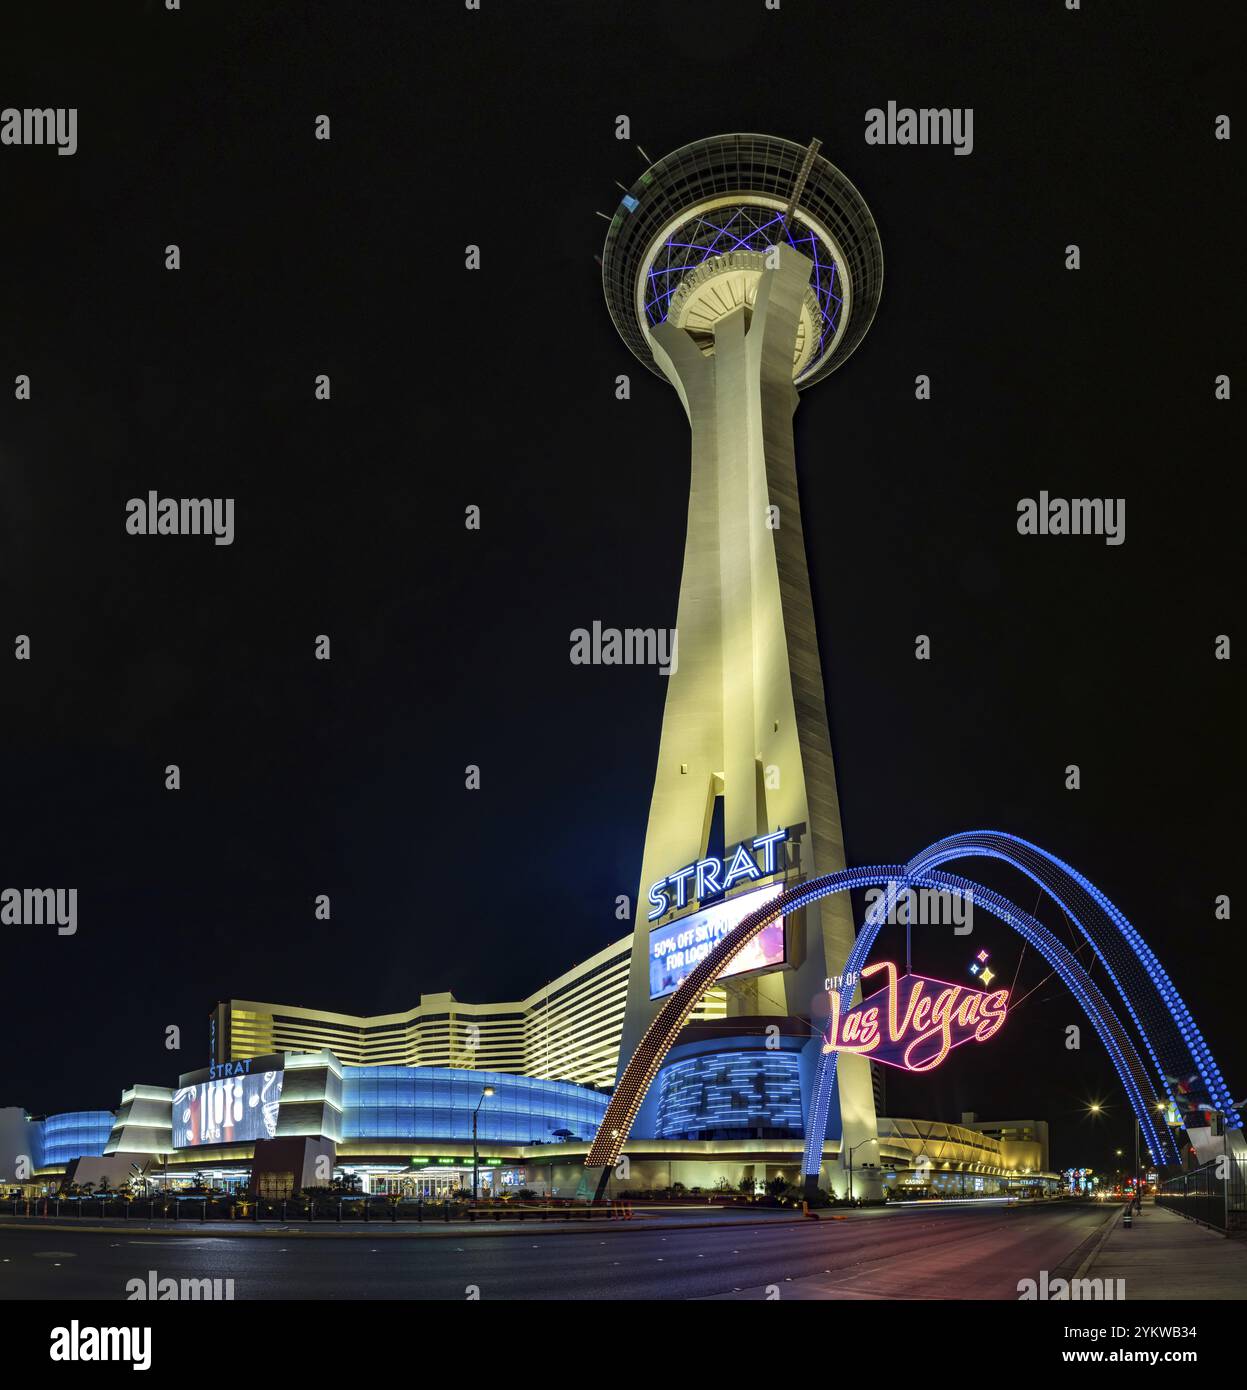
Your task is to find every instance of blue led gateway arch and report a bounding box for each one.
[801,868,1180,1178]
[904,832,1240,1133]
[586,838,1197,1179]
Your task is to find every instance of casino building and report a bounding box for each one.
[0,964,1055,1199]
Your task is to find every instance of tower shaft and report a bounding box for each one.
[617,247,877,1171]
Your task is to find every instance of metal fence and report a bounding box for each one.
[1155,1156,1247,1232]
[3,1197,455,1223]
[0,1196,625,1224]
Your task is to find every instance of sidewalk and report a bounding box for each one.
[1088,1204,1247,1300]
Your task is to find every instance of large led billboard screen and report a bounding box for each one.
[649,883,785,999]
[172,1069,283,1148]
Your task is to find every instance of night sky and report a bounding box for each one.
[1,1,1241,1179]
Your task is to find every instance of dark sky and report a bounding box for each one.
[1,1,1241,1177]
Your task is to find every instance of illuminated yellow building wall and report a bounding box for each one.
[219,941,726,1089]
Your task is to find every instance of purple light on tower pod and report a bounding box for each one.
[641,203,844,372]
[601,134,885,395]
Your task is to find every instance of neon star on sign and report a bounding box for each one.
[824,960,1009,1073]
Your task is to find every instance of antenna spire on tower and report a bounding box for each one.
[782,137,822,229]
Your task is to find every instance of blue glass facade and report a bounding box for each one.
[35,1111,115,1168]
[340,1067,608,1144]
[654,1050,804,1140]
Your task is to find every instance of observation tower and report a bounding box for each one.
[600,134,885,1193]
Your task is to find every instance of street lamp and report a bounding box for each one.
[471,1085,495,1202]
[1091,1097,1149,1203]
[846,1138,879,1203]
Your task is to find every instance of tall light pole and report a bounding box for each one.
[847,1137,879,1203]
[1085,1102,1106,1197]
[471,1085,495,1203]
[1135,1112,1142,1202]
[1092,1097,1147,1202]
[1148,1101,1168,1196]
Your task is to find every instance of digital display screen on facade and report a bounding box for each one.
[649,883,785,999]
[172,1069,283,1148]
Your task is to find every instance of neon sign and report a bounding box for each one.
[968,948,995,986]
[824,960,1009,1073]
[209,1057,255,1080]
[647,829,789,921]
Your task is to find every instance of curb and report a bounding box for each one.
[0,1213,811,1242]
[1072,1204,1124,1280]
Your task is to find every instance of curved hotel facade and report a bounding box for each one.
[214,933,642,1087]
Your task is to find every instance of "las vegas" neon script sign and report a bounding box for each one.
[824,961,1009,1073]
[647,829,790,921]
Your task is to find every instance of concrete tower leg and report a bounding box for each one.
[615,245,878,1189]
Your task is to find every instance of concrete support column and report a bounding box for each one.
[615,246,878,1186]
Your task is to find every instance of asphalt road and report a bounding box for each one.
[0,1201,1111,1300]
